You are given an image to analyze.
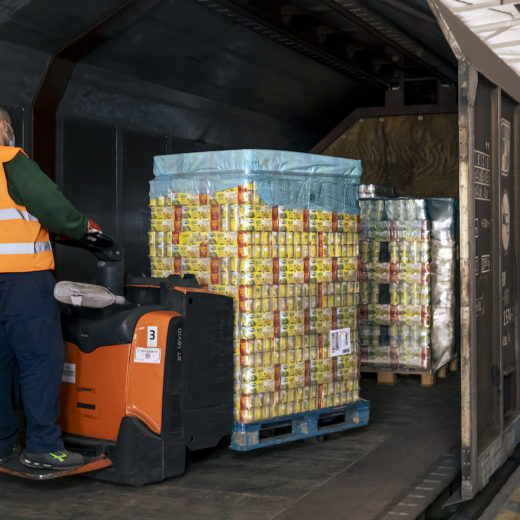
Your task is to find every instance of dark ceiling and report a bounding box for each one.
[0,0,457,152]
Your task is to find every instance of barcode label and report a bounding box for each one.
[134,347,161,364]
[330,328,351,357]
[62,362,76,383]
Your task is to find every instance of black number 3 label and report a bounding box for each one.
[147,326,158,347]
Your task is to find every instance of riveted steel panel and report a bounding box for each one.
[458,63,520,501]
[499,95,517,419]
[429,0,520,499]
[473,78,500,452]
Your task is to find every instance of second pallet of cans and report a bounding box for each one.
[149,183,361,423]
[359,199,432,370]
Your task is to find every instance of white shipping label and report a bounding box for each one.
[62,362,76,383]
[134,347,161,364]
[330,328,351,357]
[147,326,158,347]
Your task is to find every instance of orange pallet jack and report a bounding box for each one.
[0,234,234,484]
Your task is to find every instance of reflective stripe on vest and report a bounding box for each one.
[0,208,39,222]
[0,241,53,255]
[0,146,55,272]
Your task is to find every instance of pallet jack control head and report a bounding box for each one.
[53,232,123,263]
[53,232,125,296]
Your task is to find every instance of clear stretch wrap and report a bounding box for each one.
[149,149,362,424]
[427,198,456,368]
[358,197,456,371]
[358,184,395,199]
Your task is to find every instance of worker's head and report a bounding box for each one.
[0,107,15,146]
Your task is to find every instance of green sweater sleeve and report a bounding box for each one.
[4,152,88,239]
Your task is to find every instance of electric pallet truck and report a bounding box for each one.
[0,234,234,484]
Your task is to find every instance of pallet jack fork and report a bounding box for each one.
[0,454,112,481]
[0,234,234,484]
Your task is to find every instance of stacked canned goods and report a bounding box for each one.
[358,198,432,370]
[149,182,361,423]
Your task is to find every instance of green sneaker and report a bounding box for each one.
[0,452,10,464]
[20,450,85,470]
[0,444,17,464]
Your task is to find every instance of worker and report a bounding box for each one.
[0,107,100,470]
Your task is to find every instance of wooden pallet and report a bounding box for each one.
[362,357,459,387]
[230,399,370,451]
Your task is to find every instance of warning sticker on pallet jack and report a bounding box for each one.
[330,328,351,357]
[134,347,161,364]
[62,363,76,383]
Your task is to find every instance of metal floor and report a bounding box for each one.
[480,462,520,520]
[0,373,461,520]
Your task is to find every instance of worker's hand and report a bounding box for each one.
[87,218,102,235]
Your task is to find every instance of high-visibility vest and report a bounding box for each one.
[0,146,54,272]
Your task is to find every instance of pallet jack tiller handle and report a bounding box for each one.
[52,232,123,263]
[53,232,126,308]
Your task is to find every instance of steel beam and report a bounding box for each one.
[457,59,479,500]
[196,0,390,88]
[323,0,457,83]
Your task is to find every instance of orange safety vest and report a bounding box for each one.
[0,146,54,272]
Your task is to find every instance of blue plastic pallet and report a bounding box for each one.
[230,399,370,451]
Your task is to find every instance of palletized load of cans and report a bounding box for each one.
[359,324,430,369]
[149,182,361,423]
[358,194,456,371]
[358,198,432,370]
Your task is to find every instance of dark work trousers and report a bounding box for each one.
[0,270,65,454]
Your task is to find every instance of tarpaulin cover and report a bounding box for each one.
[151,149,362,214]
